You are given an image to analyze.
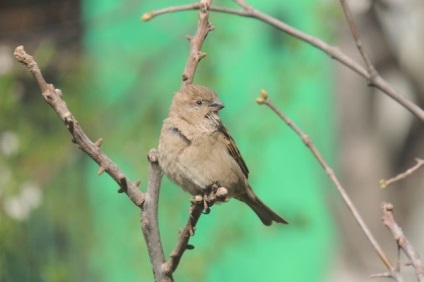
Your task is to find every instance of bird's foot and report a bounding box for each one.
[202,195,211,214]
[207,184,229,203]
[190,185,229,215]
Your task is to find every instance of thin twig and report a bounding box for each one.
[380,158,424,189]
[181,0,214,87]
[370,272,397,279]
[162,185,227,278]
[141,3,247,20]
[163,202,204,279]
[13,46,145,207]
[382,203,424,281]
[257,90,403,281]
[233,0,253,11]
[339,0,378,81]
[142,1,424,122]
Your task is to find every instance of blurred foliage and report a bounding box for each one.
[0,41,93,281]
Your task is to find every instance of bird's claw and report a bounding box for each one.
[191,185,228,215]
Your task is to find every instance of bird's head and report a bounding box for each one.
[170,84,225,125]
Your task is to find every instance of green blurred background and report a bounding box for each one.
[1,0,338,281]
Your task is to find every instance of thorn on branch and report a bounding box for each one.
[134,179,141,187]
[182,73,189,82]
[55,88,63,98]
[188,227,195,236]
[98,166,105,175]
[197,51,206,60]
[64,114,76,133]
[95,138,103,147]
[117,174,127,193]
[44,93,54,101]
[185,34,194,42]
[186,244,195,250]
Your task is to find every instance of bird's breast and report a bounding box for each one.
[159,126,245,197]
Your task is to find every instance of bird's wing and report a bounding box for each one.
[219,125,249,178]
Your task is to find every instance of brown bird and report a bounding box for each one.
[158,85,287,226]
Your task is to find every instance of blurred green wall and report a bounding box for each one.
[81,1,335,281]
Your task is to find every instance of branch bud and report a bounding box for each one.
[141,13,154,22]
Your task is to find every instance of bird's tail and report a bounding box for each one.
[237,186,288,226]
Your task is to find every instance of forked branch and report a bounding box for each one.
[382,203,424,281]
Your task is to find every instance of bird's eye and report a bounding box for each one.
[196,100,202,106]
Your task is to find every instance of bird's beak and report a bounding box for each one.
[209,100,225,111]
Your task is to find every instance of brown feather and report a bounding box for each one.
[218,124,250,178]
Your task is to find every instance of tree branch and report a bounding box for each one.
[339,0,378,81]
[13,45,170,281]
[256,90,403,281]
[13,46,145,207]
[141,149,168,281]
[181,0,214,87]
[142,3,247,21]
[380,158,424,189]
[162,186,227,279]
[142,1,424,122]
[382,203,424,281]
[163,202,204,279]
[144,0,216,279]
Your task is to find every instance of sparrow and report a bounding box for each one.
[158,84,287,226]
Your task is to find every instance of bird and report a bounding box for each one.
[158,84,287,226]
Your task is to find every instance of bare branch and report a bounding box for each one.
[143,3,217,86]
[141,3,247,21]
[370,272,398,279]
[13,46,145,207]
[161,185,227,279]
[163,202,204,279]
[257,90,403,281]
[233,0,253,11]
[142,1,424,122]
[380,158,424,189]
[180,0,214,87]
[339,0,378,81]
[141,149,168,281]
[14,46,172,281]
[382,203,424,281]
